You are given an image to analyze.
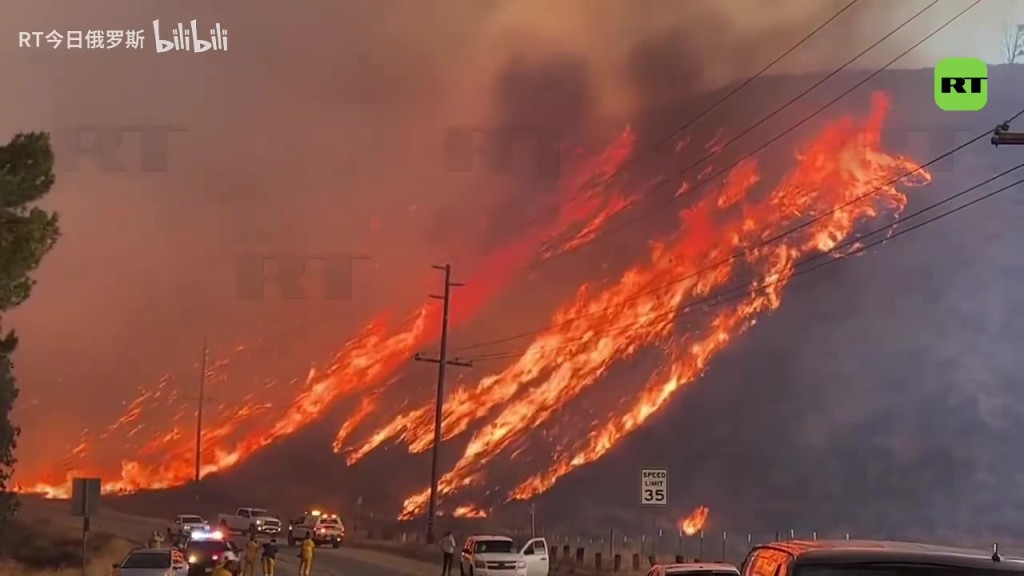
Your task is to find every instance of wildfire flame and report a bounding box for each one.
[679,506,709,536]
[16,129,639,498]
[18,93,930,520]
[452,505,488,519]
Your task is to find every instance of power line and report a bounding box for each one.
[464,159,1024,363]
[456,116,993,357]
[464,0,862,245]
[527,0,961,266]
[489,0,947,281]
[451,0,986,355]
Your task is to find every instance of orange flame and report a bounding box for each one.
[452,505,488,519]
[18,93,930,520]
[392,91,927,518]
[17,128,640,498]
[679,506,709,536]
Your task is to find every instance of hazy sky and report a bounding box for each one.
[1,0,1022,482]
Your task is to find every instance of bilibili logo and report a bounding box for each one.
[934,57,988,111]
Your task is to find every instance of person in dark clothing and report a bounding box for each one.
[261,538,279,576]
[438,531,456,576]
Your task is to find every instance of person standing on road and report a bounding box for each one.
[261,537,279,576]
[243,535,260,576]
[439,531,456,576]
[298,534,315,576]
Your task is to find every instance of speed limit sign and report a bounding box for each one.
[640,468,668,506]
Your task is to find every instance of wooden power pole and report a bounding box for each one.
[415,264,473,543]
[194,338,208,503]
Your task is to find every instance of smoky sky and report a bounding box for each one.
[1,0,1022,501]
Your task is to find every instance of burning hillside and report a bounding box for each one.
[18,90,931,520]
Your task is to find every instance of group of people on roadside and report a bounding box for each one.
[243,535,283,576]
[144,530,315,576]
[238,533,316,576]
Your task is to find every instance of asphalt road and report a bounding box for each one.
[21,499,435,576]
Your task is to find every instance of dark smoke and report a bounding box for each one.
[5,0,1023,542]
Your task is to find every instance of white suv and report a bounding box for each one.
[460,536,550,576]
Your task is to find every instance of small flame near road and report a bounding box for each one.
[679,505,709,536]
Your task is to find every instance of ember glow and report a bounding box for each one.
[452,505,488,519]
[19,93,929,519]
[679,506,710,536]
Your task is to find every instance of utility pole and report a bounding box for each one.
[194,338,208,503]
[992,122,1024,146]
[415,264,473,543]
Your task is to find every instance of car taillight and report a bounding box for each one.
[212,554,219,560]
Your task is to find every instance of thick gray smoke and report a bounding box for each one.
[3,0,1024,536]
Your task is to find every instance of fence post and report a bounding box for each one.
[747,533,752,549]
[812,532,817,541]
[632,553,641,571]
[678,530,683,555]
[789,529,795,540]
[657,529,663,558]
[595,552,603,572]
[641,534,647,557]
[721,532,727,561]
[575,547,585,565]
[614,553,622,572]
[610,528,615,558]
[699,531,704,558]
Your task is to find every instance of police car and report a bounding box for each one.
[183,530,240,575]
[287,510,345,547]
[112,547,189,576]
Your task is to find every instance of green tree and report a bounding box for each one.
[0,132,61,520]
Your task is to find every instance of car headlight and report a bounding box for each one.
[188,555,197,563]
[256,519,263,525]
[517,561,526,569]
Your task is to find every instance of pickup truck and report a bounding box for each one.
[216,507,282,536]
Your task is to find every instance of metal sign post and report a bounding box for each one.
[641,467,668,548]
[528,502,536,537]
[70,478,101,575]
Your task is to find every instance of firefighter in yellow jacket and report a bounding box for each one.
[243,535,260,576]
[298,534,315,576]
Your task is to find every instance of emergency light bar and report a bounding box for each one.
[190,530,225,540]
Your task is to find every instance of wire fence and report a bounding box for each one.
[354,527,867,569]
